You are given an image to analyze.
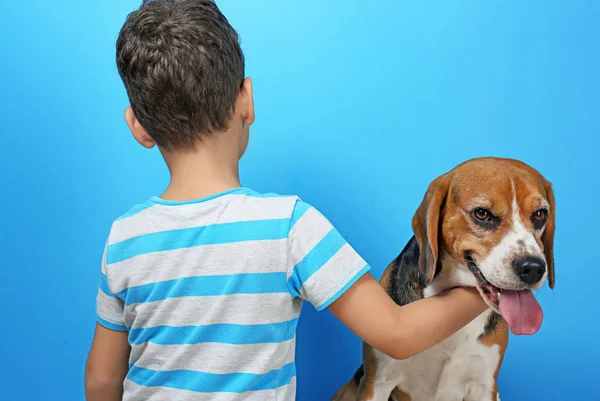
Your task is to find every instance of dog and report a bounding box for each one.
[332,157,555,401]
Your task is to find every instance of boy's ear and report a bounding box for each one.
[239,77,255,127]
[124,107,155,149]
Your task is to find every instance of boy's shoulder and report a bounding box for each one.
[108,188,312,234]
[102,189,321,265]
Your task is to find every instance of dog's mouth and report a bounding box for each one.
[464,254,502,308]
[464,253,543,336]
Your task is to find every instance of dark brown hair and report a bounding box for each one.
[116,0,245,149]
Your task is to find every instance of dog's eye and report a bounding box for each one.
[532,209,548,227]
[474,208,492,221]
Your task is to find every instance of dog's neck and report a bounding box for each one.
[423,252,478,298]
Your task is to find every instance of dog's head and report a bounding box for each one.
[412,157,555,335]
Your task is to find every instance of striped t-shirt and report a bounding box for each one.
[96,187,370,401]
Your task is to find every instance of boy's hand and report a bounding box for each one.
[85,323,130,401]
[328,273,488,360]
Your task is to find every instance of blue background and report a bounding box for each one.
[1,0,598,399]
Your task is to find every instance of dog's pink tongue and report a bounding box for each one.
[498,290,543,335]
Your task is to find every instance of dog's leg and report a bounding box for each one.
[356,347,399,401]
[441,368,496,401]
[357,376,397,401]
[463,384,498,401]
[433,386,464,400]
[432,358,467,401]
[389,387,413,401]
[330,379,359,401]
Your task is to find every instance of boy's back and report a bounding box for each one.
[84,1,487,399]
[98,188,369,400]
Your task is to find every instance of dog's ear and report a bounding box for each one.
[412,173,451,284]
[543,179,556,289]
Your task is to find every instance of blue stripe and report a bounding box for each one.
[118,272,289,306]
[148,188,294,206]
[149,188,249,206]
[129,318,298,346]
[288,286,300,298]
[287,228,347,294]
[99,273,117,297]
[247,191,295,199]
[127,362,296,393]
[97,315,128,332]
[117,202,154,220]
[316,263,370,311]
[290,201,311,229]
[107,219,290,264]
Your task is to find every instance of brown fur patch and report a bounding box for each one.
[411,281,422,299]
[412,174,451,284]
[380,259,395,292]
[391,387,413,401]
[440,165,513,264]
[358,344,379,400]
[478,316,509,400]
[330,379,358,401]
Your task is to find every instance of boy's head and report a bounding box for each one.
[116,0,253,156]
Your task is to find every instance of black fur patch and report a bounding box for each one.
[353,364,364,385]
[352,364,394,401]
[479,311,502,339]
[388,236,427,306]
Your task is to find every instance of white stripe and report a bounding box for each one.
[287,207,333,279]
[124,377,296,401]
[100,244,108,275]
[96,289,124,325]
[107,240,287,293]
[109,194,297,245]
[131,338,296,375]
[301,243,367,309]
[130,293,298,329]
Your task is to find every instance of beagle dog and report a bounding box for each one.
[332,157,555,401]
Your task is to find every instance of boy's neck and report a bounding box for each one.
[159,132,243,202]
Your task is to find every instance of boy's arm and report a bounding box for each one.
[328,273,488,360]
[287,200,487,360]
[85,323,130,401]
[87,241,130,400]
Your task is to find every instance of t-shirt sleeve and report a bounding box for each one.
[287,200,371,311]
[96,243,127,331]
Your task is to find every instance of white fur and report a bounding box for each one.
[424,255,478,298]
[478,181,547,291]
[347,257,503,401]
[360,308,501,401]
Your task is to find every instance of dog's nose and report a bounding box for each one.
[513,256,546,285]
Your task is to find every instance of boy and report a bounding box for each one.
[84,1,488,400]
